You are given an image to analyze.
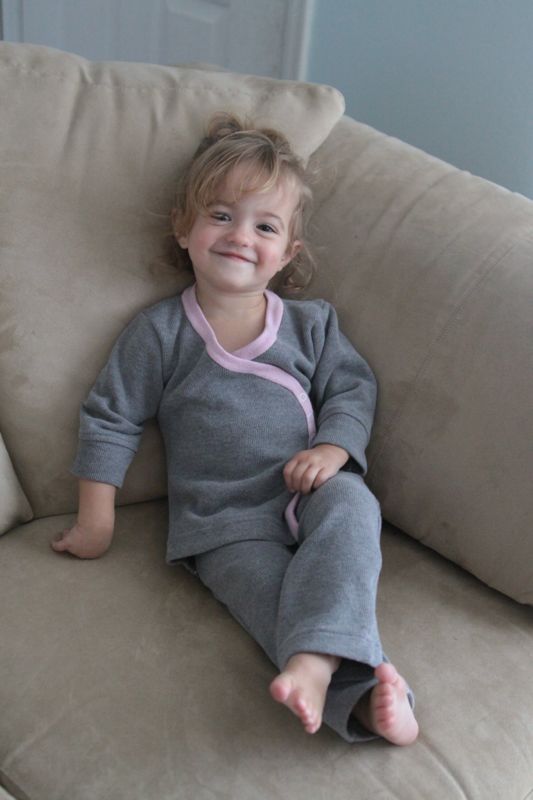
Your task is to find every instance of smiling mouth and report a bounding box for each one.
[216,251,255,264]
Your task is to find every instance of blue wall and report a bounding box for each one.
[306,1,533,198]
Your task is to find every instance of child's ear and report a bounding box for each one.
[282,239,302,266]
[171,208,188,249]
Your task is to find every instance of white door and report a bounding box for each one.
[1,0,312,79]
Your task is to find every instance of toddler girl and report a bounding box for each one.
[52,114,418,746]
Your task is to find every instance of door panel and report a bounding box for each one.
[1,0,312,78]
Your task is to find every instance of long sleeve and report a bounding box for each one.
[71,312,165,487]
[310,303,377,474]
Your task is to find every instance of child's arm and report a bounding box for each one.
[51,479,116,558]
[52,310,166,558]
[310,305,376,469]
[284,302,377,495]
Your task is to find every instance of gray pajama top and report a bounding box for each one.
[71,285,377,563]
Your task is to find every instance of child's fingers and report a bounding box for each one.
[51,526,111,559]
[300,464,338,493]
[286,461,320,494]
[284,451,332,493]
[51,527,83,554]
[312,466,334,490]
[284,456,310,492]
[299,464,321,494]
[285,458,340,494]
[283,457,301,492]
[50,530,70,552]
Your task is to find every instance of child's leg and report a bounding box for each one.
[197,539,341,733]
[193,478,416,743]
[274,472,416,742]
[194,538,292,668]
[277,472,383,670]
[194,536,383,741]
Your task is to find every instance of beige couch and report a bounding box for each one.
[1,43,532,800]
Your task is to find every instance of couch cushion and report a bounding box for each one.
[308,116,533,605]
[0,43,344,520]
[0,434,33,535]
[1,504,532,799]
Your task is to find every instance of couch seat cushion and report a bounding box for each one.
[1,502,531,800]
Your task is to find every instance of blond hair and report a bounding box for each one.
[172,113,315,294]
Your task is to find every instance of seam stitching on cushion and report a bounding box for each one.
[368,238,518,476]
[0,62,324,98]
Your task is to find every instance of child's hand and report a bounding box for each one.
[51,521,114,559]
[283,444,350,495]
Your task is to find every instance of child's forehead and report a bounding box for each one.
[209,165,299,206]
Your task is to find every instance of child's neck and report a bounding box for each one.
[195,285,268,353]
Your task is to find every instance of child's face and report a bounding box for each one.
[176,166,301,297]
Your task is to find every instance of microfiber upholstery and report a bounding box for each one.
[307,117,533,604]
[0,506,531,799]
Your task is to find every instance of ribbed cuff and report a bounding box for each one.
[312,414,369,474]
[70,439,135,488]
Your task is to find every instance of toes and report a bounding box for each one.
[370,675,419,745]
[377,708,395,727]
[378,690,394,709]
[372,683,394,713]
[375,662,398,684]
[269,665,327,736]
[269,675,292,703]
[294,692,308,716]
[287,689,322,733]
[304,710,321,734]
[51,538,68,552]
[294,693,320,732]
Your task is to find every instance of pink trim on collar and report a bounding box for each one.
[181,284,316,439]
[234,291,284,359]
[181,284,282,360]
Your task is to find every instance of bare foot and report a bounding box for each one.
[353,662,419,745]
[269,653,341,734]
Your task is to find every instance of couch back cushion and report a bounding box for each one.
[308,116,533,605]
[0,43,344,520]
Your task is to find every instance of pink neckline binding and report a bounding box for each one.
[181,284,283,362]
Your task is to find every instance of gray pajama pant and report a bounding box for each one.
[193,472,413,743]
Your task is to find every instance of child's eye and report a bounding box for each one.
[210,211,230,222]
[258,223,277,234]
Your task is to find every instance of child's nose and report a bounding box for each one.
[227,222,252,246]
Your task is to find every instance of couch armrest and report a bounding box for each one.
[309,115,533,604]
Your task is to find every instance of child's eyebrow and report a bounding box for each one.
[258,211,285,228]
